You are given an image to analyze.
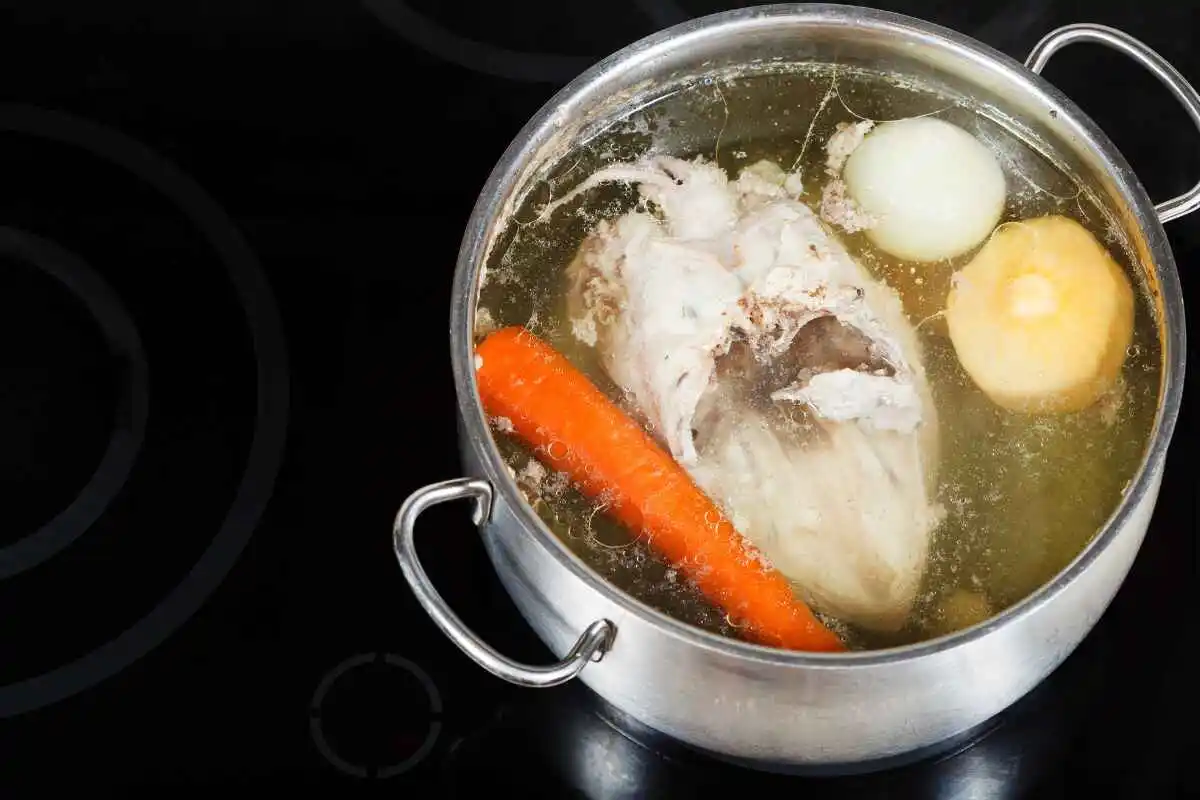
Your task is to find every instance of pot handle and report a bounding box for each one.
[393,477,616,688]
[1026,23,1200,223]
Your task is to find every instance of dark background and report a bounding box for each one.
[0,0,1196,796]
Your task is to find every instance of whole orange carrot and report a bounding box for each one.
[475,326,844,652]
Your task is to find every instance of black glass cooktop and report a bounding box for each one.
[1,1,1196,795]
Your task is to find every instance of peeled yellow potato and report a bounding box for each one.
[945,215,1135,414]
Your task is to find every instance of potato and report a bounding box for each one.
[945,215,1135,414]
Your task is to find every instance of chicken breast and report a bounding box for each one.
[564,155,940,632]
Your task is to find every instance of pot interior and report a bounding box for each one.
[461,6,1178,654]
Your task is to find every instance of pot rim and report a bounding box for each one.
[449,3,1187,667]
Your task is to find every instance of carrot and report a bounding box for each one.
[474,326,844,653]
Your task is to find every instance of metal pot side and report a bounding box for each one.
[395,4,1193,768]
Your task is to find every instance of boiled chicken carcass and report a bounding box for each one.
[560,155,941,632]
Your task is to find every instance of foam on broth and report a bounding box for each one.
[473,64,1161,650]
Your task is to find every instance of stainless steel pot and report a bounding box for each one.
[394,4,1194,769]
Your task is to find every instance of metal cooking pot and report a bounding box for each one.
[393,4,1193,771]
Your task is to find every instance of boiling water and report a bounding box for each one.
[474,65,1161,649]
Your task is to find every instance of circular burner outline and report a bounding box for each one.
[375,0,1054,87]
[309,652,443,779]
[0,228,149,580]
[361,0,618,84]
[0,105,290,717]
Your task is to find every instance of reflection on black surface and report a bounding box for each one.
[438,624,1110,799]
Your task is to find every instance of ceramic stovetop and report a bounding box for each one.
[0,1,1196,795]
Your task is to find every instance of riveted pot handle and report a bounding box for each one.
[1026,23,1200,223]
[393,477,615,688]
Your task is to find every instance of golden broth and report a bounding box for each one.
[474,64,1161,650]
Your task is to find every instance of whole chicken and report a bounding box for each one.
[560,155,942,633]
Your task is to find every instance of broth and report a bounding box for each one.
[473,64,1161,650]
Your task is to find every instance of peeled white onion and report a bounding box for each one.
[842,117,1007,262]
